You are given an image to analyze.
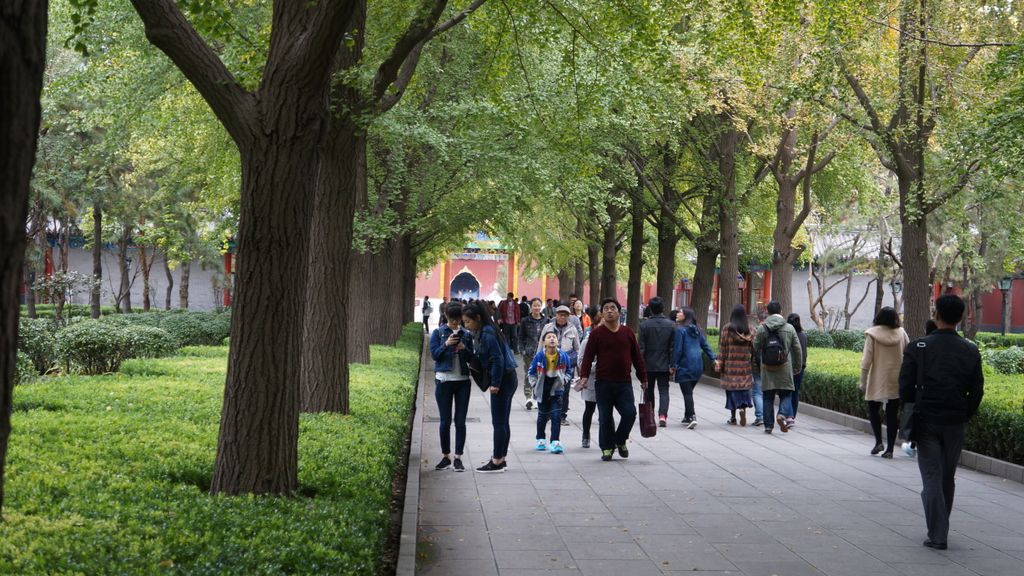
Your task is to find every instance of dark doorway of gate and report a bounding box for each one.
[450,272,480,301]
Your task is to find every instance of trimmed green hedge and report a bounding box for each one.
[1,323,422,574]
[20,304,119,318]
[975,332,1024,349]
[14,351,34,385]
[53,320,179,375]
[102,310,231,346]
[802,348,1024,466]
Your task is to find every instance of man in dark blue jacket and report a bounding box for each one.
[898,295,984,551]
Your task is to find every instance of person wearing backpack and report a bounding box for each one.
[752,301,803,434]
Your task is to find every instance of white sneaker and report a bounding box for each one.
[902,442,916,457]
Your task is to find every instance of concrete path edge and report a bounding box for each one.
[395,337,428,576]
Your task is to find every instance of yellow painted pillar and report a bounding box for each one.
[438,260,445,297]
[541,273,547,302]
[511,253,519,296]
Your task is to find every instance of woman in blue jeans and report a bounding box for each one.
[429,302,472,472]
[462,301,519,473]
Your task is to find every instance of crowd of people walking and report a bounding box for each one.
[425,291,984,550]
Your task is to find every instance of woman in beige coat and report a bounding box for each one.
[859,306,910,458]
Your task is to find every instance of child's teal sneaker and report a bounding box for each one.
[535,439,547,451]
[550,441,564,454]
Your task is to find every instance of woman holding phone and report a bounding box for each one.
[463,301,519,473]
[428,302,471,472]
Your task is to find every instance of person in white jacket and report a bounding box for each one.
[860,306,910,458]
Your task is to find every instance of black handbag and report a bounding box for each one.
[899,343,925,441]
[468,355,491,392]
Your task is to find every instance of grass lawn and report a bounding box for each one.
[0,324,422,575]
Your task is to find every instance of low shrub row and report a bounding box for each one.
[16,310,229,376]
[0,323,422,574]
[982,346,1024,375]
[101,309,232,346]
[805,329,865,352]
[801,348,1024,466]
[974,332,1024,349]
[19,304,119,319]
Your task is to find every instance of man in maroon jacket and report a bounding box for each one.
[578,298,648,461]
[497,292,522,353]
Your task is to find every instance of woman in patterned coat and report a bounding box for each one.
[717,304,754,426]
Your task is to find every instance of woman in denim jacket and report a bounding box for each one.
[429,302,472,472]
[462,301,519,473]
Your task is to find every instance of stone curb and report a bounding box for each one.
[395,338,427,576]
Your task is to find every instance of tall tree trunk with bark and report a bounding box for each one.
[626,190,644,331]
[587,242,601,306]
[1,0,46,518]
[557,269,571,303]
[655,151,680,304]
[178,261,190,309]
[573,259,585,301]
[401,235,416,325]
[715,120,740,330]
[117,225,133,313]
[601,202,623,300]
[163,258,173,310]
[129,0,481,495]
[139,245,153,312]
[91,203,102,318]
[692,240,719,330]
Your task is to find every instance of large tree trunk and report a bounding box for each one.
[210,129,326,495]
[301,133,359,413]
[692,237,718,330]
[587,242,600,307]
[770,179,798,316]
[655,150,680,304]
[163,257,173,310]
[139,245,153,312]
[626,191,644,331]
[716,121,740,330]
[117,226,133,313]
[601,203,622,300]
[178,261,190,309]
[899,177,930,339]
[402,236,416,325]
[557,269,571,303]
[573,259,585,302]
[91,203,102,318]
[1,0,47,518]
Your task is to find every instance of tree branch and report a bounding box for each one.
[128,0,257,145]
[372,0,449,106]
[864,15,1015,48]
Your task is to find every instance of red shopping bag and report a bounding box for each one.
[639,398,657,438]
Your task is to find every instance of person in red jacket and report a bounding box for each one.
[577,298,647,461]
[497,292,522,353]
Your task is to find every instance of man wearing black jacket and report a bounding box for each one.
[638,297,676,427]
[898,295,984,551]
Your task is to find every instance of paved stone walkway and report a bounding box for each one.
[414,349,1024,576]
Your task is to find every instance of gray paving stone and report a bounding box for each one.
[573,558,666,576]
[494,549,577,570]
[413,350,1024,575]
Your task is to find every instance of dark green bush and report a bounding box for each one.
[122,325,180,358]
[54,321,131,374]
[17,317,57,374]
[982,346,1024,375]
[15,351,34,385]
[829,329,865,352]
[706,327,720,337]
[974,332,1024,349]
[805,329,835,348]
[106,310,231,347]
